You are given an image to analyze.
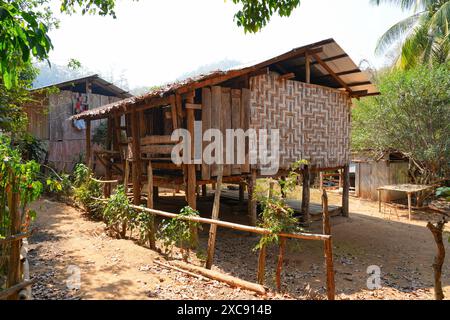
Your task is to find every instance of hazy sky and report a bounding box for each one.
[47,0,410,88]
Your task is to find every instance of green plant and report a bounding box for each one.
[157,206,201,261]
[92,121,108,148]
[436,187,450,201]
[72,163,103,218]
[103,186,136,238]
[0,134,43,288]
[135,210,155,247]
[254,159,308,249]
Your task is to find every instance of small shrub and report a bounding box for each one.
[103,186,136,238]
[157,206,201,261]
[72,164,103,218]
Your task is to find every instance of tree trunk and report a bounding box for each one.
[427,218,447,300]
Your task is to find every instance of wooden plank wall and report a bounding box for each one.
[201,86,250,180]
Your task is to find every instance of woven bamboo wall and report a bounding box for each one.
[249,72,352,170]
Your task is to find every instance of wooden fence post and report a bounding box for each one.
[276,237,287,292]
[147,162,156,250]
[257,244,267,285]
[342,164,350,217]
[322,189,336,300]
[206,165,223,269]
[247,169,257,226]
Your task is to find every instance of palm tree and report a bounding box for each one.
[372,0,450,69]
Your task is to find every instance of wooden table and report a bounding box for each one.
[377,184,434,220]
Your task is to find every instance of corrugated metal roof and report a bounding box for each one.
[72,38,379,120]
[34,74,133,99]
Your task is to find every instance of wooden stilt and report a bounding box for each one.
[407,192,412,221]
[247,169,257,226]
[131,111,141,206]
[322,189,335,300]
[186,94,198,247]
[301,165,310,223]
[85,120,92,169]
[257,244,267,285]
[239,183,245,202]
[342,164,350,217]
[206,165,223,269]
[124,159,130,190]
[147,161,156,250]
[276,237,287,292]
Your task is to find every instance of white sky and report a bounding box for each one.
[47,0,410,89]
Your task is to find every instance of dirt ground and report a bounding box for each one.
[28,188,450,300]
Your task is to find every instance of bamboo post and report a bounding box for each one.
[239,183,245,202]
[342,164,350,217]
[124,159,130,190]
[131,111,141,206]
[248,169,257,226]
[407,192,412,221]
[85,120,92,169]
[276,237,287,292]
[205,165,223,269]
[147,161,156,250]
[301,165,310,223]
[257,244,267,285]
[7,189,21,300]
[322,189,336,300]
[186,94,198,247]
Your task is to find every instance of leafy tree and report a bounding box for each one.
[1,0,302,89]
[352,64,450,181]
[371,0,450,69]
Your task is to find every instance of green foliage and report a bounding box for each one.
[232,0,301,33]
[352,65,450,181]
[254,159,307,249]
[436,186,450,201]
[157,206,201,258]
[372,0,450,69]
[92,121,108,148]
[103,186,136,237]
[135,209,155,245]
[0,0,53,89]
[72,163,103,217]
[15,133,46,162]
[0,134,43,238]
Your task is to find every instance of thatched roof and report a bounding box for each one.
[72,38,379,121]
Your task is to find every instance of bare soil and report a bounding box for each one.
[28,189,450,300]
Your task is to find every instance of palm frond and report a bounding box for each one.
[375,12,424,55]
[429,0,450,35]
[369,0,436,11]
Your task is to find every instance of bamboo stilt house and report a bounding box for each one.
[70,38,378,225]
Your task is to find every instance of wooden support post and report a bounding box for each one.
[301,165,310,223]
[147,162,156,250]
[305,52,311,84]
[85,120,92,169]
[257,244,267,285]
[104,118,113,198]
[239,183,245,202]
[7,191,21,300]
[201,185,207,197]
[247,169,257,226]
[338,169,343,189]
[342,164,350,217]
[206,165,223,269]
[378,189,382,213]
[407,192,412,221]
[124,159,130,190]
[276,237,287,292]
[319,172,324,190]
[153,187,159,202]
[186,94,198,247]
[322,189,335,300]
[131,111,141,205]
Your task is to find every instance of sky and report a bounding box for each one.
[47,0,411,89]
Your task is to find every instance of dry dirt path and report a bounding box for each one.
[28,191,450,300]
